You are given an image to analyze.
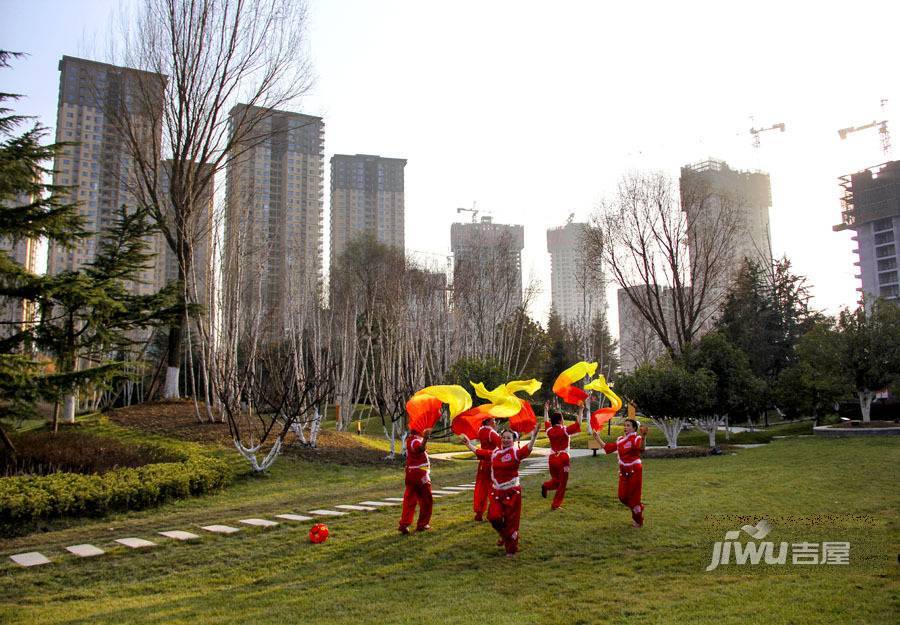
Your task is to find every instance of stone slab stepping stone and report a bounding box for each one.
[308,509,348,516]
[201,524,241,534]
[239,518,279,527]
[159,530,200,541]
[66,544,105,558]
[335,504,376,512]
[360,500,398,507]
[9,552,51,567]
[276,514,314,522]
[115,537,156,549]
[383,497,406,502]
[431,490,459,495]
[442,486,471,491]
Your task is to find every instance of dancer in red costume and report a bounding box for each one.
[592,419,648,527]
[460,426,538,556]
[398,427,434,534]
[472,418,502,521]
[541,401,583,510]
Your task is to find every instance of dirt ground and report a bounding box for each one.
[107,401,397,466]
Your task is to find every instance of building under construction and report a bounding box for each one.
[833,160,900,305]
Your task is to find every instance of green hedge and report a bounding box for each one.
[0,438,230,533]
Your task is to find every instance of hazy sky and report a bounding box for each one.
[2,0,898,335]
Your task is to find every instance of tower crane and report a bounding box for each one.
[837,119,891,157]
[749,122,786,148]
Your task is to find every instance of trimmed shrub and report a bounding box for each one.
[0,437,230,535]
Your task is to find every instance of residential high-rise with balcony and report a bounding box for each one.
[1,195,39,340]
[680,158,773,295]
[546,220,605,325]
[833,160,900,306]
[224,104,324,330]
[157,160,215,315]
[47,56,165,294]
[329,154,406,271]
[450,217,525,306]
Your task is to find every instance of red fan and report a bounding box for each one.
[406,393,443,433]
[451,405,492,439]
[508,399,537,434]
[591,407,616,431]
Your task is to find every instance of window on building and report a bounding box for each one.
[872,217,893,232]
[878,258,898,271]
[879,271,898,284]
[876,244,896,259]
[874,230,895,245]
[879,284,899,298]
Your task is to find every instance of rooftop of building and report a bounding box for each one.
[59,55,167,81]
[330,154,407,164]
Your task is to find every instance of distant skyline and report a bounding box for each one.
[2,0,898,336]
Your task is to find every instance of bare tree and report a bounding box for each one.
[586,171,740,359]
[110,0,314,399]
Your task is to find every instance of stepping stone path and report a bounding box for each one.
[66,544,105,558]
[7,454,551,570]
[239,518,279,528]
[10,552,50,567]
[159,530,199,541]
[115,538,156,549]
[275,513,314,522]
[201,525,241,534]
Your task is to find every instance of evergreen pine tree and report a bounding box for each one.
[0,50,85,454]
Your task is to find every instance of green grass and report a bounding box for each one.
[0,433,897,624]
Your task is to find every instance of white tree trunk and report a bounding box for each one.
[163,366,180,399]
[692,416,722,448]
[61,393,77,425]
[652,417,685,448]
[309,406,322,448]
[858,389,875,423]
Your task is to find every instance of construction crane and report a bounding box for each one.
[456,201,479,223]
[837,119,891,157]
[749,122,786,149]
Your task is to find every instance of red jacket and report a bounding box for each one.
[544,421,581,453]
[406,434,429,469]
[477,425,502,452]
[476,445,532,490]
[603,432,643,467]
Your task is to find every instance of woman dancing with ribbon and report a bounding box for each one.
[460,426,538,556]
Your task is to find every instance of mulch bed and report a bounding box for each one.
[643,446,731,459]
[107,401,394,466]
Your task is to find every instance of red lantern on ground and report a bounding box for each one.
[309,523,329,543]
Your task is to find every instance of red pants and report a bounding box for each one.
[488,487,522,554]
[399,468,433,530]
[617,464,644,526]
[543,452,571,509]
[473,461,492,518]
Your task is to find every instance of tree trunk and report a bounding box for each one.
[0,424,16,458]
[51,401,60,433]
[708,426,717,448]
[61,393,76,425]
[858,389,875,423]
[652,417,684,448]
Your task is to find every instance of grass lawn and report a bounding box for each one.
[0,432,897,624]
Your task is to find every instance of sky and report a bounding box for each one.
[2,0,899,336]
